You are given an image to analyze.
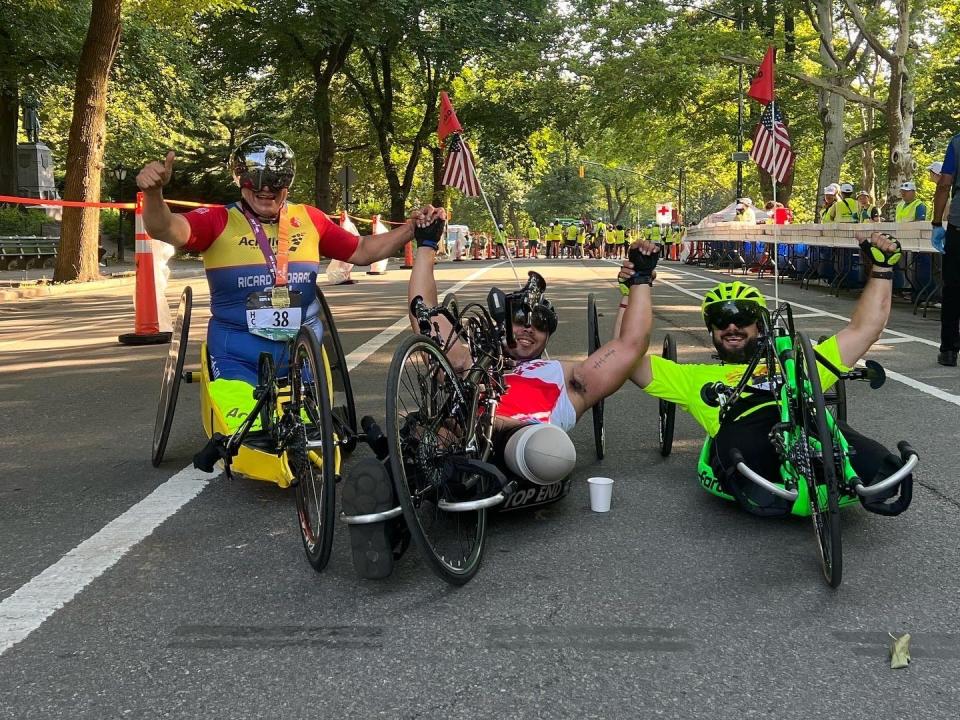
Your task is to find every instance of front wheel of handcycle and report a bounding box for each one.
[795,331,843,588]
[289,327,337,572]
[385,334,487,585]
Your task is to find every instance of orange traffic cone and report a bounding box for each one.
[119,192,172,345]
[401,240,414,269]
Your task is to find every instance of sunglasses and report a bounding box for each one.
[513,306,552,333]
[238,169,294,192]
[705,301,762,330]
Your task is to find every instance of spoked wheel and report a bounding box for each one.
[152,287,192,467]
[289,327,337,572]
[587,293,605,460]
[315,286,358,453]
[659,334,677,457]
[795,332,843,588]
[385,334,487,585]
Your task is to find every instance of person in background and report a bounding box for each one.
[824,182,859,223]
[932,132,959,366]
[857,190,880,223]
[821,183,839,221]
[494,223,507,258]
[526,221,541,259]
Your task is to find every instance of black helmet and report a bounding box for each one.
[231,134,296,190]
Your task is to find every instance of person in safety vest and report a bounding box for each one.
[575,222,587,258]
[824,182,859,223]
[895,181,926,223]
[563,221,578,259]
[857,190,880,223]
[494,223,507,258]
[137,136,445,431]
[333,221,660,578]
[821,183,839,221]
[616,235,914,518]
[527,221,541,259]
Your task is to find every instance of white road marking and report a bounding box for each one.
[875,337,918,345]
[0,466,214,655]
[636,261,960,407]
[0,261,505,657]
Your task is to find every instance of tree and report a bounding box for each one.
[54,0,122,282]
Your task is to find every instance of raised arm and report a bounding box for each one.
[565,242,658,417]
[136,151,191,248]
[348,205,445,266]
[835,232,899,367]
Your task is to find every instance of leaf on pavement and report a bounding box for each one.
[889,632,911,669]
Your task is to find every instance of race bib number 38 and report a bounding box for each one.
[246,289,303,341]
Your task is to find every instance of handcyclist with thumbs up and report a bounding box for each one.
[136,134,445,432]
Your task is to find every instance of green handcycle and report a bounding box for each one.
[695,302,917,588]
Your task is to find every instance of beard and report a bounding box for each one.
[712,333,759,364]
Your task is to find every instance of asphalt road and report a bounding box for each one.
[2,257,959,719]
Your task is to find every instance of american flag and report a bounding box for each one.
[750,103,795,183]
[441,133,481,196]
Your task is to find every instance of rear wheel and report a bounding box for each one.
[795,332,843,588]
[385,334,486,585]
[152,287,192,467]
[290,328,337,572]
[659,334,677,457]
[315,286,358,453]
[587,293,605,460]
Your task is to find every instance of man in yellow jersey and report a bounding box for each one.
[615,232,913,517]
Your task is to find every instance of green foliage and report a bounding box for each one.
[0,207,51,235]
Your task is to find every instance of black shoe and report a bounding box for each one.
[341,458,398,580]
[937,350,958,367]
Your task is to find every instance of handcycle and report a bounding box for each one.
[151,283,361,572]
[382,272,562,585]
[689,302,918,588]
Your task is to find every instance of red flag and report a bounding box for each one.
[747,46,775,105]
[437,91,463,143]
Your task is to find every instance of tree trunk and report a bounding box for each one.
[0,79,18,196]
[812,0,845,222]
[55,0,121,282]
[859,105,876,197]
[603,183,614,222]
[882,2,917,217]
[312,87,336,212]
[508,205,520,238]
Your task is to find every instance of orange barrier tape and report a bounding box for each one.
[0,194,135,209]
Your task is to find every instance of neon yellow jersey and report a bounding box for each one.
[643,335,848,437]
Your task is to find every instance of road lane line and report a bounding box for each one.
[0,465,214,655]
[606,260,960,408]
[0,261,506,657]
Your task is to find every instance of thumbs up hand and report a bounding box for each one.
[136,151,176,195]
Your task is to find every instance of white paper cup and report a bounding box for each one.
[587,477,614,512]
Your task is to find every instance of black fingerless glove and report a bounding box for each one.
[414,218,445,251]
[859,234,902,268]
[620,247,659,294]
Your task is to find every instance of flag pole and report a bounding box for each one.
[771,97,779,305]
[452,134,522,287]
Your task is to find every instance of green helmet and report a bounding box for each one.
[701,281,767,328]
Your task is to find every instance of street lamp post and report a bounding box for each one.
[112,164,127,262]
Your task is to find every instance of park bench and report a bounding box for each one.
[0,236,59,270]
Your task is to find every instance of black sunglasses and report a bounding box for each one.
[706,301,762,330]
[238,169,294,191]
[513,306,551,333]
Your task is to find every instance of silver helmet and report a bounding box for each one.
[230,134,295,190]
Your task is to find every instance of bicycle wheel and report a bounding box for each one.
[659,334,677,457]
[152,287,192,467]
[587,293,605,460]
[290,327,337,572]
[795,331,843,588]
[315,286,358,452]
[385,334,486,585]
[818,335,847,423]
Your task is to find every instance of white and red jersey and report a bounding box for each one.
[497,359,577,431]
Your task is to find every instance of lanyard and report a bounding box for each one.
[241,202,291,286]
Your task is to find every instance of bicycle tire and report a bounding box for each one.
[152,287,192,467]
[795,331,843,588]
[290,327,337,572]
[818,335,848,423]
[587,293,605,460]
[659,334,677,457]
[315,286,358,453]
[385,334,486,585]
